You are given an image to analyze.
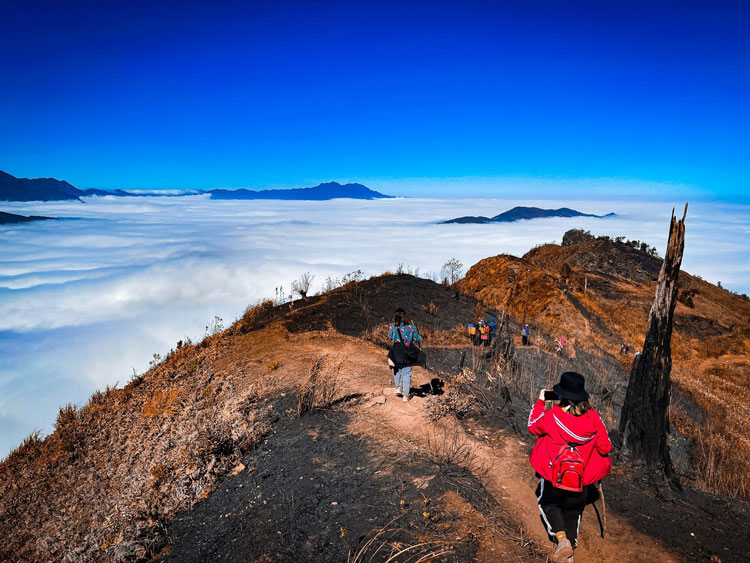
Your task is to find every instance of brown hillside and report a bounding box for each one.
[457,231,750,498]
[2,273,749,562]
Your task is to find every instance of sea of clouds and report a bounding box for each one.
[1,195,748,457]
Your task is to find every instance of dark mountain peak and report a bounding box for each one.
[443,206,615,224]
[0,170,83,202]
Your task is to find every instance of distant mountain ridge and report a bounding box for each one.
[208,181,391,200]
[443,206,615,224]
[0,171,392,202]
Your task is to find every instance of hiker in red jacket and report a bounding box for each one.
[528,371,612,562]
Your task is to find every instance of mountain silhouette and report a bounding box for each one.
[0,211,55,224]
[1,172,393,202]
[443,206,615,224]
[0,170,83,202]
[208,181,392,200]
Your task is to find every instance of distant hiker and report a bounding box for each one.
[387,308,422,402]
[468,317,492,346]
[488,317,498,337]
[555,337,567,354]
[522,324,530,346]
[528,372,612,562]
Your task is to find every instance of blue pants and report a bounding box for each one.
[393,366,412,396]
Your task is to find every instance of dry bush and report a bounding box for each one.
[425,301,439,316]
[424,391,474,422]
[296,354,343,416]
[142,388,182,417]
[423,424,477,472]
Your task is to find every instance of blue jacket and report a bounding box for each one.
[389,323,421,345]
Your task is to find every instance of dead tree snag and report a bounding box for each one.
[619,204,688,489]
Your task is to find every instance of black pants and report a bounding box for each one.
[536,478,598,548]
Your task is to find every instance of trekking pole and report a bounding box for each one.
[591,482,607,538]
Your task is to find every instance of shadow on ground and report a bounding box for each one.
[156,395,515,562]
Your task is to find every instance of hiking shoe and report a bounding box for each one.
[552,538,573,562]
[403,395,409,402]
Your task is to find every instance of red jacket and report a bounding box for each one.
[528,399,612,485]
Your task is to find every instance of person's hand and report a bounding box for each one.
[539,389,548,401]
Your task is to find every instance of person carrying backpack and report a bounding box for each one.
[387,308,421,402]
[528,371,612,562]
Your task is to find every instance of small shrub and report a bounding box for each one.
[424,424,475,471]
[425,301,439,316]
[425,392,473,422]
[142,389,181,417]
[291,272,314,299]
[441,258,464,286]
[149,353,162,370]
[296,354,342,416]
[204,316,224,337]
[341,269,364,285]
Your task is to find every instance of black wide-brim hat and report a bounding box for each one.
[553,371,589,402]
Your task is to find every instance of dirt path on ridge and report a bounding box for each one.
[159,329,742,562]
[338,338,680,563]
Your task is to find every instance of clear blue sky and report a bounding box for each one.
[1,0,748,200]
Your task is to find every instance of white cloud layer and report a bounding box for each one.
[0,195,748,456]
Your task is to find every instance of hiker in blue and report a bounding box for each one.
[388,308,421,403]
[522,324,531,346]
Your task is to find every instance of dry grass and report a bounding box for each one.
[671,364,750,498]
[423,423,482,476]
[142,388,182,417]
[296,353,343,416]
[0,325,280,562]
[347,515,452,563]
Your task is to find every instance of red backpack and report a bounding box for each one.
[550,443,585,492]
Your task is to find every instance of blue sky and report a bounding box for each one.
[1,0,748,200]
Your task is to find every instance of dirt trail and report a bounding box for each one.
[159,329,744,562]
[338,339,680,562]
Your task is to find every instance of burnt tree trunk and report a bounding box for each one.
[619,204,688,488]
